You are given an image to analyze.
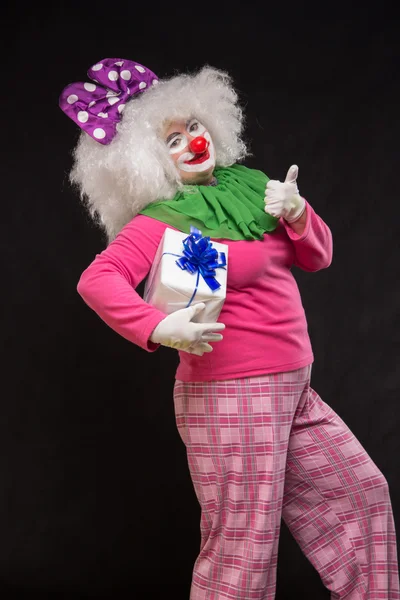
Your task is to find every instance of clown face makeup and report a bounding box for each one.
[163,118,216,184]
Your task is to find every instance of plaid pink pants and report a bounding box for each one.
[173,365,400,600]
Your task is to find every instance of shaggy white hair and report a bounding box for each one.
[70,66,248,241]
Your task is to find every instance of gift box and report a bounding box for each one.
[144,227,228,323]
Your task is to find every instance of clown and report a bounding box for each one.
[60,59,400,599]
[165,118,216,182]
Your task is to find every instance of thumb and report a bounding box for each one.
[185,302,206,321]
[284,164,299,184]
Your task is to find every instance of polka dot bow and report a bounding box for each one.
[59,58,159,144]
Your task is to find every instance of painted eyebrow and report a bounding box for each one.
[166,120,195,144]
[166,132,181,144]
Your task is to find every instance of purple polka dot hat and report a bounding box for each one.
[59,58,159,144]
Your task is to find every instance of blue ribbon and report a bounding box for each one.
[163,226,226,308]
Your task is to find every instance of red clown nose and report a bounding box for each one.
[189,136,208,154]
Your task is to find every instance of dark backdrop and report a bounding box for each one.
[3,2,399,598]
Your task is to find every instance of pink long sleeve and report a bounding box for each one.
[77,203,331,381]
[77,215,169,352]
[282,201,333,272]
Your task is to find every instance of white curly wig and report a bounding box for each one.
[70,66,248,241]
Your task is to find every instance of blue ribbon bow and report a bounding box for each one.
[164,226,226,308]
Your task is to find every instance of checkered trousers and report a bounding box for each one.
[173,365,400,600]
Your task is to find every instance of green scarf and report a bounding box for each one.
[139,164,278,240]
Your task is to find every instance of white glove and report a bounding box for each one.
[150,302,225,356]
[264,165,306,223]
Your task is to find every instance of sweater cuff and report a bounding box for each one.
[282,200,312,242]
[140,310,167,352]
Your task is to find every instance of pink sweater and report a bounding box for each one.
[77,201,333,381]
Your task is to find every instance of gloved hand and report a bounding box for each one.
[264,165,306,223]
[150,302,225,356]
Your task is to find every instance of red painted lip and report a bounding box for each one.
[184,149,210,165]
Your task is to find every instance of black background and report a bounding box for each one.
[3,2,400,598]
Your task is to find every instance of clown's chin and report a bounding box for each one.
[179,163,215,185]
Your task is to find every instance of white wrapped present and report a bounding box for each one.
[144,227,228,323]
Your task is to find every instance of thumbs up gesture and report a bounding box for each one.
[264,165,306,223]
